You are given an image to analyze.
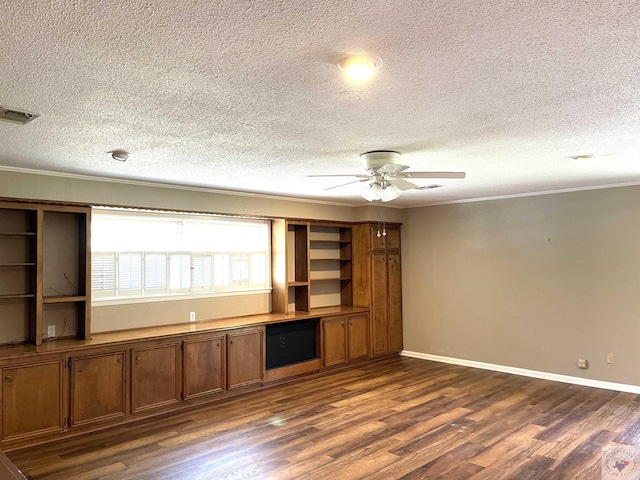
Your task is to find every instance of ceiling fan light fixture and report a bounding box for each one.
[381,182,401,202]
[338,55,383,80]
[362,182,381,202]
[362,181,402,202]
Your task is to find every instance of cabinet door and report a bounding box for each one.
[227,329,263,390]
[131,343,181,413]
[322,316,347,367]
[388,252,403,353]
[348,314,369,361]
[71,351,126,426]
[385,227,401,250]
[371,251,389,356]
[2,359,66,441]
[183,335,225,400]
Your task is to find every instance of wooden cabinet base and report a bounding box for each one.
[264,358,322,383]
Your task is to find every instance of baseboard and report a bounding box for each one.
[400,350,640,394]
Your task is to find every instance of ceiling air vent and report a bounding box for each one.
[0,107,40,125]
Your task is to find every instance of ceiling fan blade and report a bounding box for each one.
[400,171,466,179]
[323,178,369,191]
[376,163,410,175]
[392,178,419,191]
[307,173,371,178]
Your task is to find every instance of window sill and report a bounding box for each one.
[92,288,272,307]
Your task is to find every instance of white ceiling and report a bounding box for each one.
[2,1,640,208]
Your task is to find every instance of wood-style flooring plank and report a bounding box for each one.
[8,356,640,479]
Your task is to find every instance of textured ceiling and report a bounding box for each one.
[1,0,640,207]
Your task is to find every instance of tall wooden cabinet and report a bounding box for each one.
[353,223,403,357]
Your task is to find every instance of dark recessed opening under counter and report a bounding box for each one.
[265,319,318,370]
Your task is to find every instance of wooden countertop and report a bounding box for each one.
[0,306,369,360]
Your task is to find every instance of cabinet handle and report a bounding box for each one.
[5,375,11,381]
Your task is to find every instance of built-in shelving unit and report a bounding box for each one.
[0,206,37,345]
[271,220,352,314]
[0,201,91,347]
[309,225,352,309]
[41,208,90,342]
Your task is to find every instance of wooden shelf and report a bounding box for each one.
[310,239,350,244]
[0,232,36,236]
[310,277,351,282]
[0,294,35,300]
[43,296,86,304]
[309,257,351,261]
[0,263,36,267]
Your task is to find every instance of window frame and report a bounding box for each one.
[91,208,271,305]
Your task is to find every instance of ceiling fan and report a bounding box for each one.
[309,150,466,202]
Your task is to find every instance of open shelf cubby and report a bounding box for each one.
[0,206,37,345]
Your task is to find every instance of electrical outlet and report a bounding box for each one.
[607,353,614,364]
[189,311,196,322]
[577,358,589,369]
[47,325,56,338]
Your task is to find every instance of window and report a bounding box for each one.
[91,209,270,302]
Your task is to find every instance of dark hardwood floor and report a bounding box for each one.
[8,356,640,479]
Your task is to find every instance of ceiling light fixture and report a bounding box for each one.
[109,150,129,162]
[362,180,401,202]
[338,55,383,80]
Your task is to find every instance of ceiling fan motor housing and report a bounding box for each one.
[360,150,401,171]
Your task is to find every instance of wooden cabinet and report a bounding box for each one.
[70,351,127,426]
[353,223,403,357]
[131,342,181,413]
[1,359,66,441]
[227,328,264,389]
[183,334,225,400]
[322,316,347,367]
[322,313,369,367]
[347,313,369,361]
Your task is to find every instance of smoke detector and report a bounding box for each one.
[0,106,39,125]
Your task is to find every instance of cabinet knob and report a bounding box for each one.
[5,375,11,381]
[216,343,220,347]
[136,356,141,361]
[230,340,233,345]
[117,358,123,363]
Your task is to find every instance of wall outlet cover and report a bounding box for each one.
[47,325,56,338]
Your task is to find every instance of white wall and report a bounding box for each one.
[402,185,640,386]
